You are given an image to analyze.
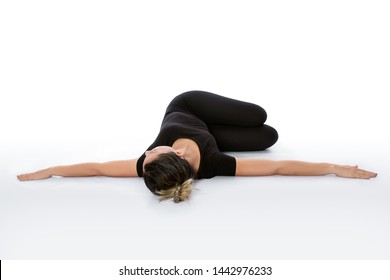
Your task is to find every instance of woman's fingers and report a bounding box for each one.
[17,169,52,181]
[17,173,31,181]
[336,165,377,179]
[356,168,377,179]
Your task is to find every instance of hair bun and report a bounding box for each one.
[173,179,193,203]
[157,178,193,203]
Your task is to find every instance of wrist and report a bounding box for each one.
[327,163,337,175]
[326,163,337,174]
[46,167,55,176]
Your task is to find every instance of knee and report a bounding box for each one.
[260,125,278,149]
[254,105,267,125]
[180,90,208,97]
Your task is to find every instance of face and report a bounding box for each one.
[143,146,176,167]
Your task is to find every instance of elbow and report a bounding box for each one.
[274,161,300,176]
[273,162,286,176]
[94,163,104,176]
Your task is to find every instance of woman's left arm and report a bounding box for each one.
[235,158,377,179]
[17,159,139,181]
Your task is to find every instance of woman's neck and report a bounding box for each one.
[172,138,200,173]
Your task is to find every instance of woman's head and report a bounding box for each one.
[143,151,195,203]
[144,146,177,165]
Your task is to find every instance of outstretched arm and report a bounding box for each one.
[235,158,377,179]
[17,159,138,181]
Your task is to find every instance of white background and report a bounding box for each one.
[1,0,389,261]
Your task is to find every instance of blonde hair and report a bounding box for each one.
[156,178,194,203]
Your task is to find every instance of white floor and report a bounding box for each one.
[1,137,389,260]
[1,0,389,260]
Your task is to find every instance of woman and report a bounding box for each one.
[17,90,377,202]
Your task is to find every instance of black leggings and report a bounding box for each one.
[167,90,278,151]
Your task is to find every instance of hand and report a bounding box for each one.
[334,165,377,179]
[17,168,52,181]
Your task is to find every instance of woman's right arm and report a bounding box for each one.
[235,158,377,179]
[17,159,139,181]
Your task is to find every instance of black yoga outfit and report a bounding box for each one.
[137,91,278,179]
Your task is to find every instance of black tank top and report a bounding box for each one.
[136,110,236,179]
